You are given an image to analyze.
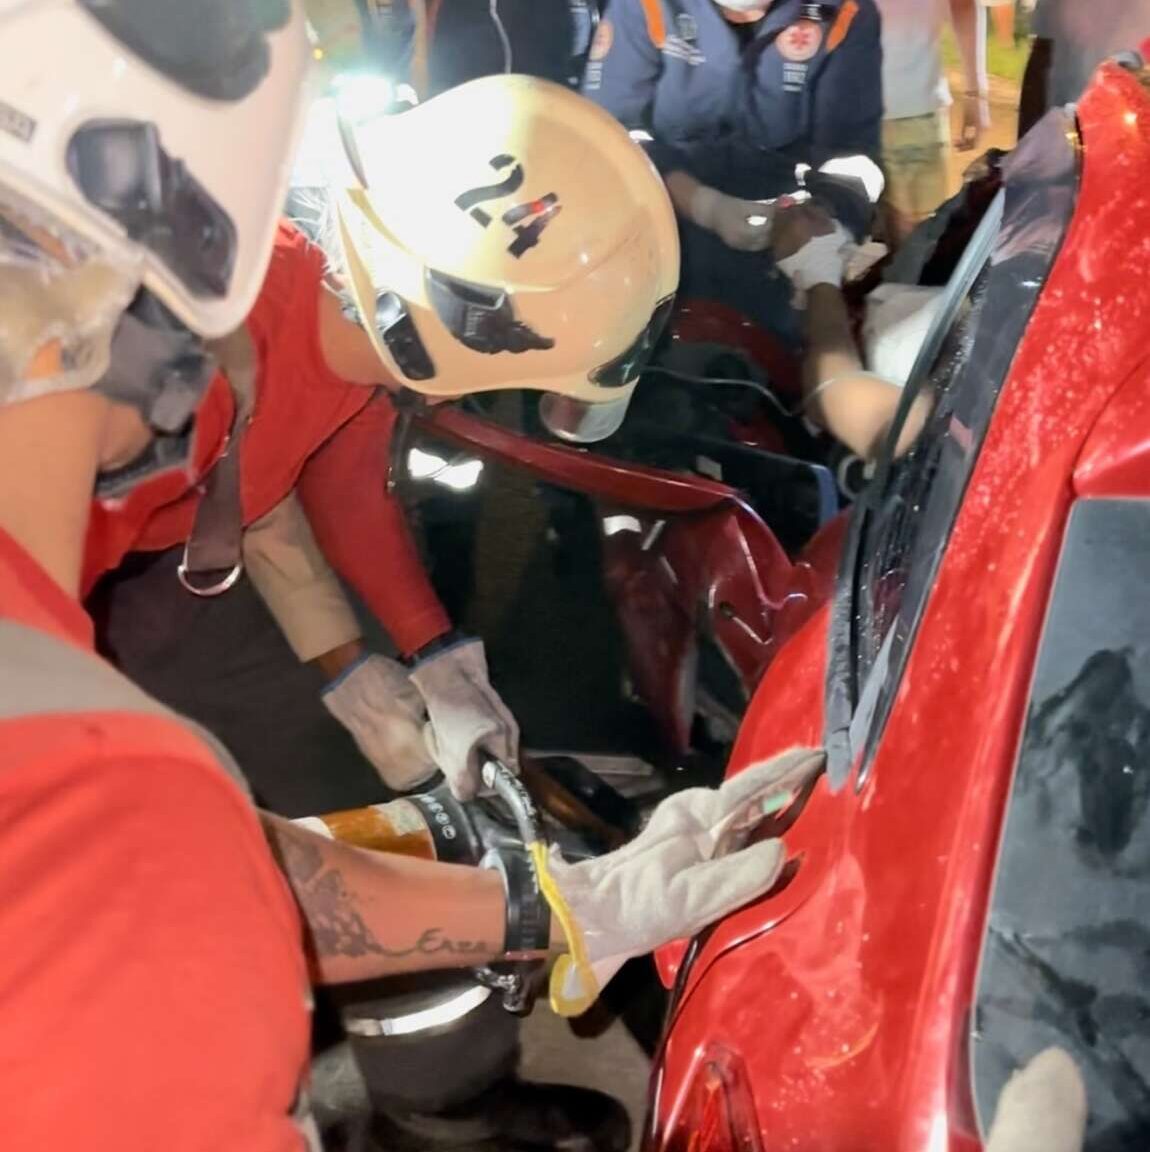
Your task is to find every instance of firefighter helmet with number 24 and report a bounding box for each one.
[333,74,681,443]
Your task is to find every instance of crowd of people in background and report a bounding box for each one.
[335,0,1150,248]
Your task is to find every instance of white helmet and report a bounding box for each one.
[0,0,310,339]
[330,74,680,442]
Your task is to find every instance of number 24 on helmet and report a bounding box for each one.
[331,74,681,443]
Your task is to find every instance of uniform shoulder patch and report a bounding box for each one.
[589,18,614,61]
[777,19,824,62]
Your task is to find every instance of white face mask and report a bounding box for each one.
[714,0,771,13]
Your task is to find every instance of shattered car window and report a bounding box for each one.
[835,108,1080,785]
[856,277,988,679]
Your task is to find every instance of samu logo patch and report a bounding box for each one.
[777,19,823,62]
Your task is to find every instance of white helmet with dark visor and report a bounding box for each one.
[331,73,681,443]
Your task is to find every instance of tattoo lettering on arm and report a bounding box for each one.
[262,816,492,967]
[395,928,491,958]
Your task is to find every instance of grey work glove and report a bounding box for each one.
[537,748,825,1016]
[407,638,520,800]
[984,1049,1087,1152]
[688,184,776,252]
[322,654,439,793]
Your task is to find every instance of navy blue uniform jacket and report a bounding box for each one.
[584,0,882,198]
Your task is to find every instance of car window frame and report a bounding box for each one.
[822,109,1082,791]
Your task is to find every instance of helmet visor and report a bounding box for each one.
[540,294,675,443]
[68,119,236,302]
[589,295,675,389]
[539,391,634,443]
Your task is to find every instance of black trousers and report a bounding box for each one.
[87,547,519,1114]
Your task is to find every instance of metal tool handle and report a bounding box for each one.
[481,758,543,846]
[472,758,547,1016]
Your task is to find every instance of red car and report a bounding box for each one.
[646,58,1150,1152]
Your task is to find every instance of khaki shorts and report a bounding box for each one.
[881,110,950,226]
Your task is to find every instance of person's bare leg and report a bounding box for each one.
[991,3,1015,46]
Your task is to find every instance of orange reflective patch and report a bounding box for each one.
[638,0,667,48]
[826,0,859,53]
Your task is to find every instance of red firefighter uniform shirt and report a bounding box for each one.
[84,221,450,655]
[0,527,313,1150]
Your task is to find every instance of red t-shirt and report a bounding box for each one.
[0,530,313,1150]
[84,221,449,655]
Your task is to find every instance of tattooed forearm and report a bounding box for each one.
[261,815,494,977]
[263,817,376,960]
[304,862,386,960]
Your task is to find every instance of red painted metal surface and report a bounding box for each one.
[600,504,839,750]
[671,300,803,404]
[416,372,842,750]
[1074,356,1150,499]
[648,65,1150,1152]
[416,406,736,514]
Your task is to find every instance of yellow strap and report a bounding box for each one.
[530,842,599,1018]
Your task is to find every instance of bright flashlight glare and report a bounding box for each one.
[603,515,643,537]
[408,448,444,480]
[439,461,483,491]
[408,448,484,491]
[333,72,396,123]
[291,95,352,185]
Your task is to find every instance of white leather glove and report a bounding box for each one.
[688,184,775,252]
[408,638,520,800]
[536,748,825,1016]
[322,654,439,792]
[775,221,854,297]
[985,1049,1086,1152]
